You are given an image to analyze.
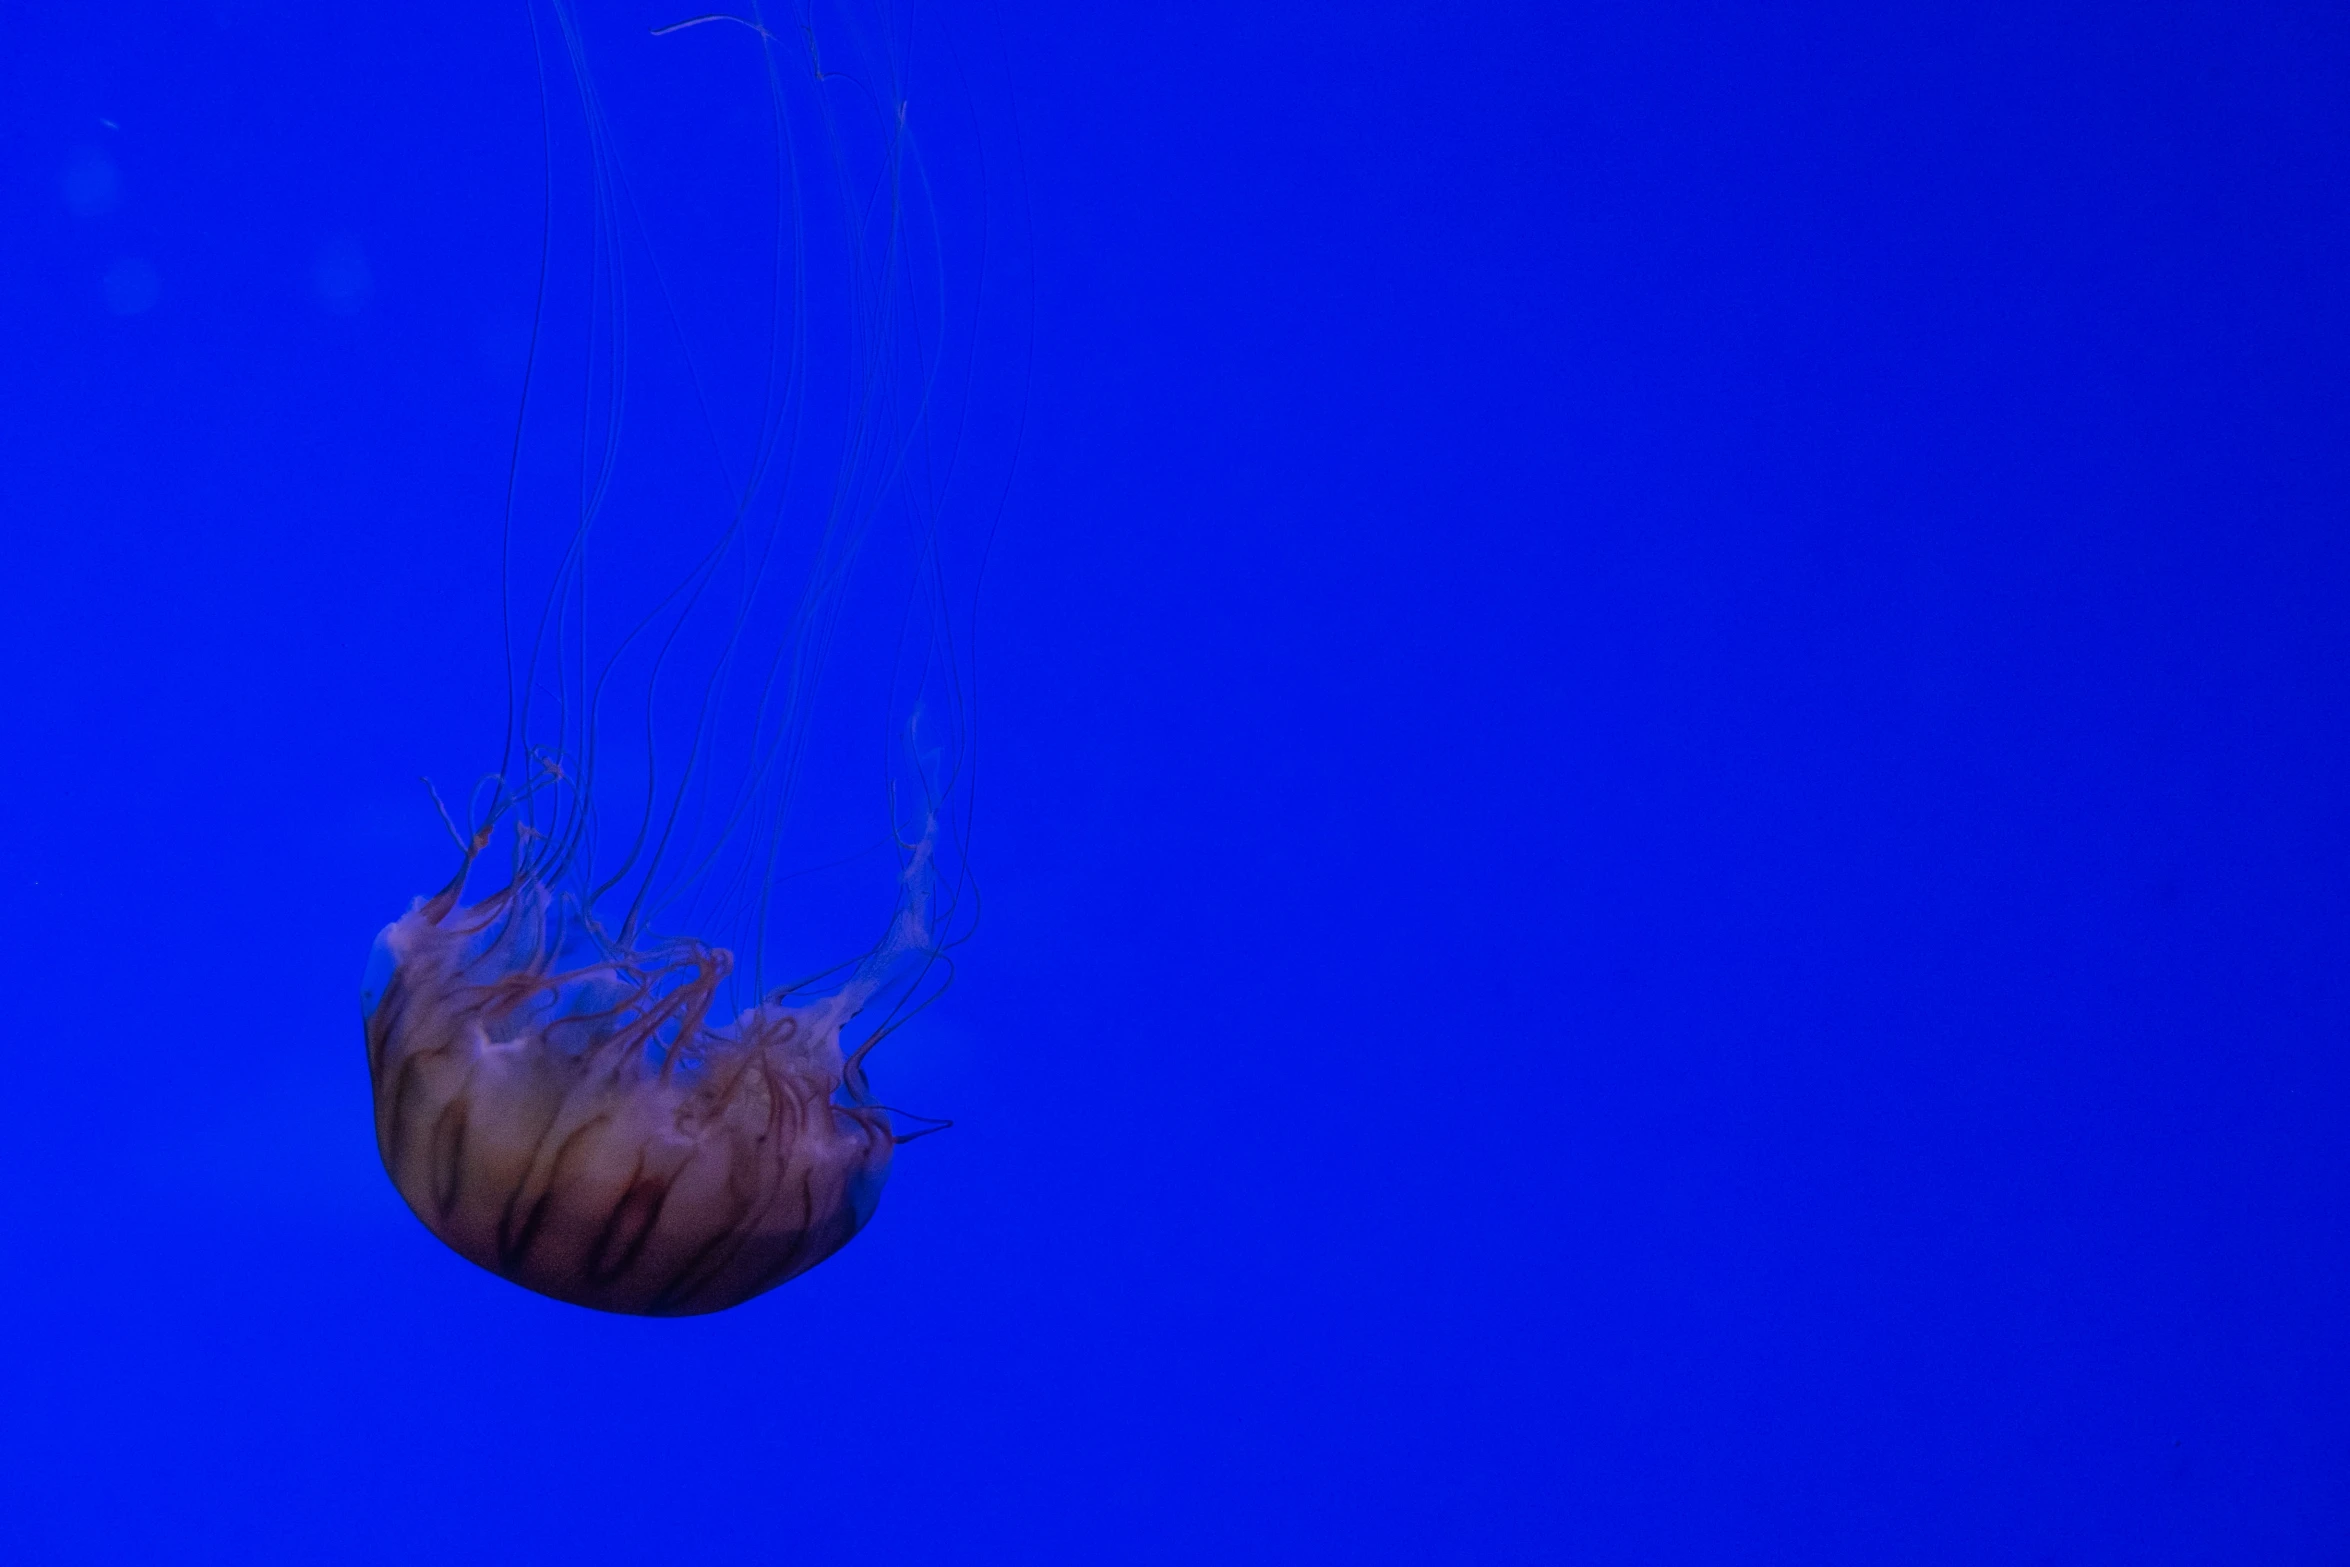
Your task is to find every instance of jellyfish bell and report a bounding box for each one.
[359,0,1011,1314]
[361,828,934,1317]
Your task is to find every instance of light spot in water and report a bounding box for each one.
[314,236,373,314]
[61,148,118,217]
[102,257,159,315]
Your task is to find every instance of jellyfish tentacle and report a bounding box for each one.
[648,14,777,43]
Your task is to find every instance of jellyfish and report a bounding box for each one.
[359,0,1013,1315]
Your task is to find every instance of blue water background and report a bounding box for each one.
[4,2,2349,1561]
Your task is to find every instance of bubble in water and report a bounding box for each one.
[103,258,159,315]
[313,236,372,313]
[62,149,119,217]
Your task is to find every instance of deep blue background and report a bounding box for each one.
[5,2,2350,1561]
